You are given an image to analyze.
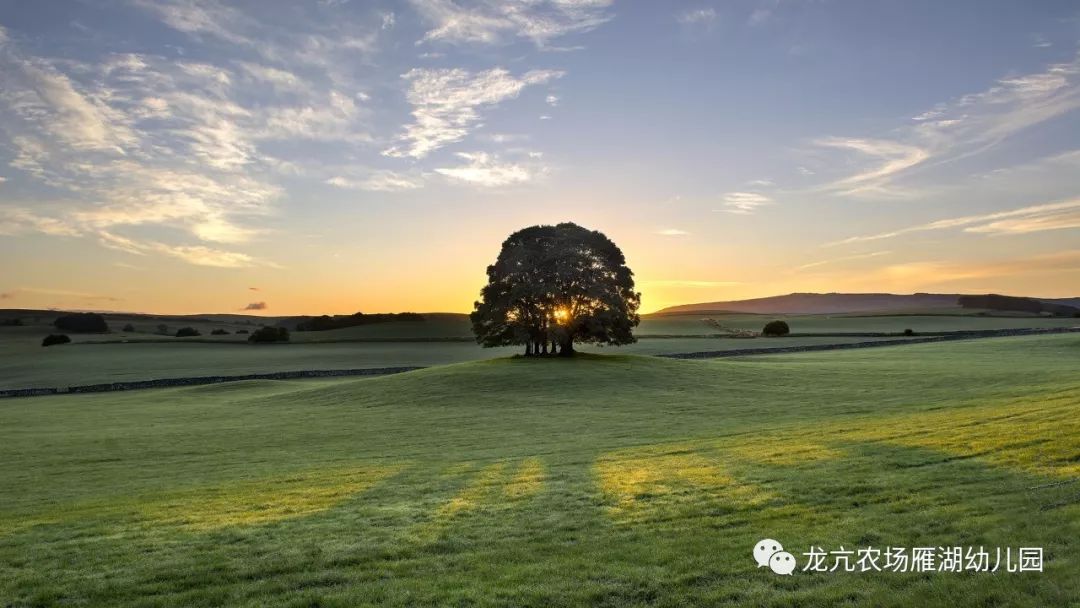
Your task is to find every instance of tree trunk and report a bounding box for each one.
[559,339,575,357]
[540,341,548,355]
[551,338,558,353]
[525,342,533,356]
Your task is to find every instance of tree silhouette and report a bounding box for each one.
[471,222,640,357]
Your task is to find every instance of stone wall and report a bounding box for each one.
[0,367,424,399]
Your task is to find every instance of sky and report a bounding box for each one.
[1,0,1079,315]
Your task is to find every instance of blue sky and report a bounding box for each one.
[1,0,1079,314]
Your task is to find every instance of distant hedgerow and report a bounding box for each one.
[210,329,230,335]
[175,327,201,337]
[248,326,289,343]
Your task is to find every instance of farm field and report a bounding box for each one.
[7,310,1077,346]
[0,334,1077,606]
[2,310,1074,390]
[0,331,911,390]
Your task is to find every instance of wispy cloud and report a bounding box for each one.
[829,197,1080,246]
[814,138,930,196]
[795,250,891,271]
[718,191,771,214]
[0,287,121,302]
[676,8,717,26]
[656,228,690,236]
[748,7,773,26]
[384,67,563,158]
[0,207,82,237]
[242,301,267,310]
[96,231,263,268]
[0,7,388,268]
[326,171,426,192]
[812,51,1080,196]
[435,152,538,186]
[411,0,614,47]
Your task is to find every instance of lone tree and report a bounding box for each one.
[471,222,640,357]
[762,320,790,337]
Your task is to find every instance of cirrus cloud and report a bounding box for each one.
[384,67,564,159]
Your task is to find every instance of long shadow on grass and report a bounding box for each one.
[709,440,1079,607]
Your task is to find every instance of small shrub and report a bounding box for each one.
[122,323,136,332]
[42,334,71,347]
[235,329,249,334]
[175,327,201,337]
[903,328,915,336]
[762,320,790,337]
[210,328,230,335]
[54,312,108,333]
[248,326,289,343]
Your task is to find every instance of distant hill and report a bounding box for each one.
[959,294,1079,317]
[652,293,963,315]
[1040,297,1080,308]
[652,292,1080,316]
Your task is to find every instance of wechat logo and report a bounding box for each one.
[754,538,796,575]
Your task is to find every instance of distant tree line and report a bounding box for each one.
[958,294,1078,317]
[54,313,108,333]
[248,326,289,343]
[291,312,424,332]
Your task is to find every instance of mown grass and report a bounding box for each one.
[1,335,1078,606]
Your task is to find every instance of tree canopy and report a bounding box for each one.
[471,222,640,357]
[762,320,791,337]
[53,312,108,333]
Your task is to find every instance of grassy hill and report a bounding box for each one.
[1,334,1077,606]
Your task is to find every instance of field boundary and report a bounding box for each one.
[659,326,1080,359]
[0,367,425,399]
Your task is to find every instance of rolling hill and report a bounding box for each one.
[652,292,1080,316]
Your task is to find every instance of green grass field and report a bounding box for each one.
[1,334,1078,606]
[0,335,920,390]
[4,310,1075,390]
